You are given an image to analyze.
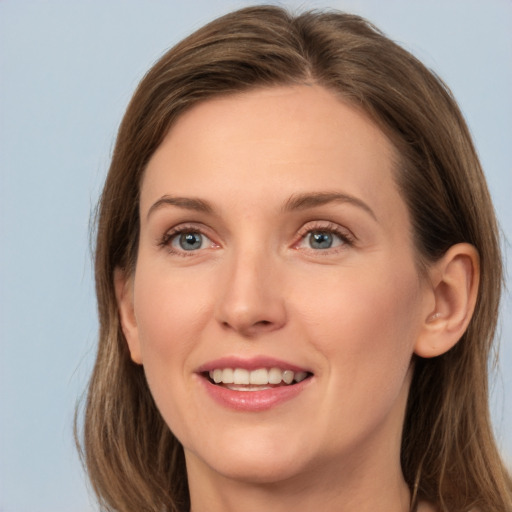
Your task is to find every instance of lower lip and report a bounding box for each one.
[198,376,312,411]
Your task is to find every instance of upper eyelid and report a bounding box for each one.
[296,220,355,239]
[164,222,214,236]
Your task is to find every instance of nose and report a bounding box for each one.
[215,247,287,338]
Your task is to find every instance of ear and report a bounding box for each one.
[114,267,143,364]
[415,243,480,358]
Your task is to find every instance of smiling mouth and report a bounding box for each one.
[205,367,313,391]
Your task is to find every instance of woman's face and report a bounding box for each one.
[119,85,434,488]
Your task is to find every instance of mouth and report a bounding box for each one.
[204,367,313,391]
[197,357,314,410]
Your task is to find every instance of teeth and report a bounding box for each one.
[233,368,250,385]
[282,370,294,384]
[208,367,309,386]
[249,368,268,385]
[294,371,308,383]
[268,367,282,384]
[221,368,234,384]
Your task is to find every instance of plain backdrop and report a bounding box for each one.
[0,1,511,511]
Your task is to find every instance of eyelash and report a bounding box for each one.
[158,224,215,257]
[294,221,355,253]
[158,221,355,256]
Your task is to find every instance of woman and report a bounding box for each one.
[77,6,512,512]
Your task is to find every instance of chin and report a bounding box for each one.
[211,457,305,485]
[185,430,312,485]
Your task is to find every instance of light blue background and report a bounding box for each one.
[0,1,510,511]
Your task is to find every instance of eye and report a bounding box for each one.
[173,232,205,251]
[159,226,217,255]
[295,223,354,252]
[307,231,338,249]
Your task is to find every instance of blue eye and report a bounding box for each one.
[296,226,352,252]
[308,231,334,249]
[160,226,217,256]
[172,232,205,251]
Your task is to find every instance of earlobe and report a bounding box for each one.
[114,267,143,364]
[414,243,480,358]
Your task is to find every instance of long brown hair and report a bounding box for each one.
[77,6,512,512]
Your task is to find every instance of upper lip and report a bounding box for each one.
[196,356,311,374]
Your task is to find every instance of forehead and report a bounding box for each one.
[141,85,404,223]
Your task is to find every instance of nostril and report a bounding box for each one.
[221,319,272,329]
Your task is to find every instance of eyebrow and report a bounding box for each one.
[283,192,377,221]
[147,195,214,220]
[146,191,377,222]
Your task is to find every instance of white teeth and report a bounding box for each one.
[249,368,268,385]
[282,370,294,384]
[208,367,309,386]
[268,367,282,384]
[233,368,250,385]
[221,367,234,384]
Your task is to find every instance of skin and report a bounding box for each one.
[116,85,478,512]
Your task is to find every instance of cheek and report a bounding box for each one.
[131,265,216,429]
[297,261,422,391]
[290,262,422,451]
[133,266,211,361]
[131,266,215,436]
